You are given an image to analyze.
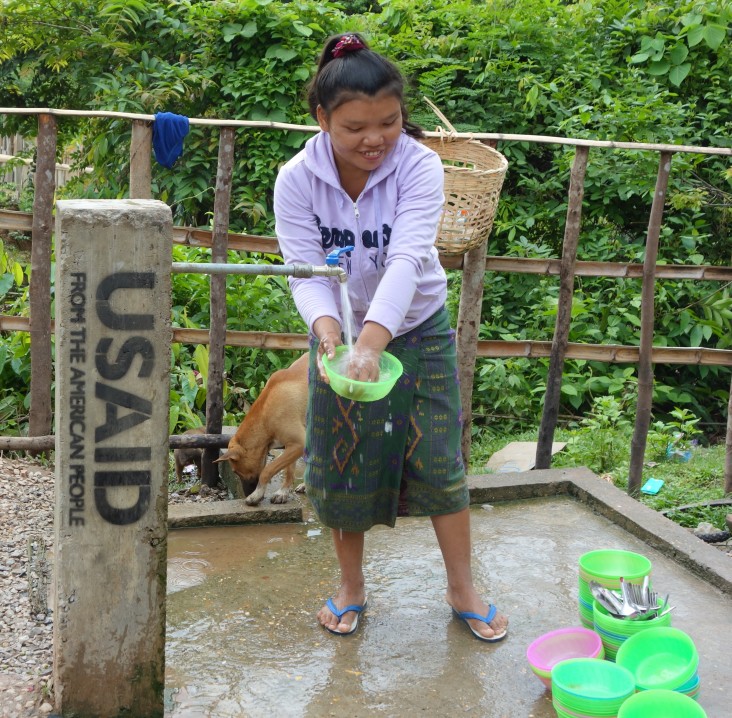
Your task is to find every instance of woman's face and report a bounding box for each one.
[317,90,403,179]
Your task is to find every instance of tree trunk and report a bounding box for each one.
[457,242,486,469]
[201,127,235,487]
[28,114,56,447]
[628,152,673,496]
[536,146,589,469]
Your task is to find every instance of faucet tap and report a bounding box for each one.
[319,245,354,283]
[325,246,355,266]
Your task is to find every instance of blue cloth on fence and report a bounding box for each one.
[153,112,190,168]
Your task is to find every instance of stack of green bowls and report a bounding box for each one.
[552,657,635,718]
[577,550,652,629]
[593,599,672,661]
[616,627,700,701]
[617,689,707,717]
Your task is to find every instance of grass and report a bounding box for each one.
[469,424,731,535]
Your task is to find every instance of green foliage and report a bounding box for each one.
[0,238,27,300]
[0,333,31,435]
[1,0,345,230]
[1,0,732,431]
[168,245,305,432]
[647,406,703,462]
[626,3,730,86]
[562,395,634,474]
[632,440,729,531]
[0,238,31,435]
[365,0,732,425]
[473,425,729,533]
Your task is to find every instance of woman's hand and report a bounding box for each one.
[342,320,392,383]
[314,318,391,385]
[317,330,342,382]
[344,345,381,383]
[314,315,343,383]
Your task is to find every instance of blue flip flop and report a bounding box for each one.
[324,597,367,636]
[451,604,508,643]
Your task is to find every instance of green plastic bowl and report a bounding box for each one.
[578,549,652,588]
[551,657,635,713]
[616,627,699,691]
[593,598,672,638]
[322,345,403,402]
[617,689,707,717]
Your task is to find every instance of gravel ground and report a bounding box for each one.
[0,454,226,718]
[0,454,729,718]
[1,456,54,718]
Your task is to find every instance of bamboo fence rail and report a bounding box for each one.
[1,108,731,494]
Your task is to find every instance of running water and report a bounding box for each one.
[339,280,356,351]
[339,280,358,394]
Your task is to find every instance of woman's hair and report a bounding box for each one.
[307,33,424,140]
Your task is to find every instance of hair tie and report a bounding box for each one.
[332,34,365,58]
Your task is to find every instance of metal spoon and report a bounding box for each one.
[589,581,623,615]
[590,581,637,618]
[618,578,640,618]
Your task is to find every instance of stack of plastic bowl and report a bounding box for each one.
[617,689,707,717]
[577,549,652,629]
[551,657,635,718]
[592,598,672,661]
[616,627,700,701]
[526,627,605,689]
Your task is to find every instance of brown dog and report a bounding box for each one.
[214,353,308,505]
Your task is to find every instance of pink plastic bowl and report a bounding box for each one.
[527,627,605,688]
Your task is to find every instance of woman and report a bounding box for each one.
[274,32,508,642]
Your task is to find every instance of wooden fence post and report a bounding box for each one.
[535,146,589,469]
[28,113,57,443]
[457,244,487,468]
[628,151,673,496]
[201,127,235,487]
[130,120,152,199]
[456,138,500,468]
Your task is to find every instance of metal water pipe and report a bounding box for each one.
[171,261,347,281]
[171,246,355,283]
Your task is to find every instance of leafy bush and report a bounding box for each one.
[0,238,31,435]
[1,0,731,432]
[168,245,305,431]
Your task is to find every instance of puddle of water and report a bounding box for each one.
[164,500,732,718]
[167,523,307,589]
[164,512,529,717]
[166,521,337,717]
[167,554,212,593]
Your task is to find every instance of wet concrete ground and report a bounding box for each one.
[164,470,731,718]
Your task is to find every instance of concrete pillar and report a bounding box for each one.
[53,199,172,717]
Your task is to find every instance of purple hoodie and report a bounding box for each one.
[274,131,447,339]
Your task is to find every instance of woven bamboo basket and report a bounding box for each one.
[421,99,508,256]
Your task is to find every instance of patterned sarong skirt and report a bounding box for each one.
[304,307,468,532]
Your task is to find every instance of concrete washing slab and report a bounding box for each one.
[164,467,731,717]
